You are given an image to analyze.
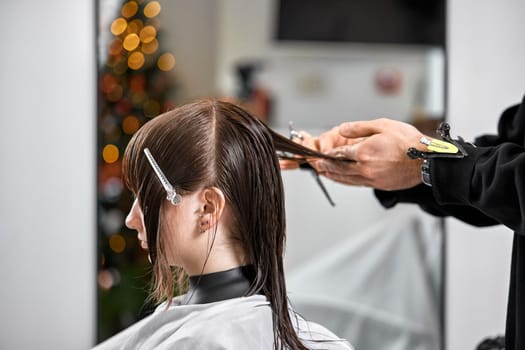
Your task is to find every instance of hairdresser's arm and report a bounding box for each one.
[315,116,525,232]
[310,119,500,227]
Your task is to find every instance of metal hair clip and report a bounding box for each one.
[143,148,182,205]
[288,122,336,207]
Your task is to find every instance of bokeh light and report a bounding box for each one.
[110,18,128,36]
[144,99,160,117]
[148,18,161,30]
[121,1,139,18]
[108,39,123,56]
[157,53,176,71]
[100,208,124,234]
[127,19,144,34]
[139,25,156,44]
[109,234,126,253]
[129,74,146,92]
[106,85,123,102]
[128,51,145,70]
[101,74,117,94]
[113,60,128,75]
[122,115,141,135]
[102,144,120,164]
[101,177,124,202]
[97,268,121,290]
[141,38,159,55]
[144,1,161,18]
[131,91,147,106]
[123,33,140,51]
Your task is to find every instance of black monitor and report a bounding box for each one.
[275,0,445,46]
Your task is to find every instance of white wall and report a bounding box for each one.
[0,1,96,349]
[446,0,525,349]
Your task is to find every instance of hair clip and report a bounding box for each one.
[143,148,182,205]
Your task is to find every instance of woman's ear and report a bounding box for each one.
[200,187,226,230]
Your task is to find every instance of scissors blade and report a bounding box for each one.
[300,163,335,206]
[312,172,336,206]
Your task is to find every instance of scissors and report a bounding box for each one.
[288,122,336,207]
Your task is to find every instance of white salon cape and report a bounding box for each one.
[92,294,353,350]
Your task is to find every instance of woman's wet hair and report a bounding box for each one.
[123,99,327,350]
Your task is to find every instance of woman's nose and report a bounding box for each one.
[125,199,141,230]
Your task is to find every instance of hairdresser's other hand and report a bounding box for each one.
[313,118,426,191]
[279,131,319,170]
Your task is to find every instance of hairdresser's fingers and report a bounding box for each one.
[338,119,394,139]
[324,144,361,162]
[313,158,361,176]
[318,126,351,153]
[294,130,320,152]
[279,159,300,170]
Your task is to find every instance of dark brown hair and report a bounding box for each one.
[122,99,330,350]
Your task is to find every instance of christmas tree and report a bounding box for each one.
[97,0,176,341]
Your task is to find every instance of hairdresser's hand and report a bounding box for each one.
[279,131,319,170]
[313,118,427,191]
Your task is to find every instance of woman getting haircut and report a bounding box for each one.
[93,100,352,350]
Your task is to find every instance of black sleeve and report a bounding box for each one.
[431,141,525,234]
[374,186,499,227]
[375,94,525,233]
[474,96,525,147]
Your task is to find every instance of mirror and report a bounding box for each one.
[96,1,445,349]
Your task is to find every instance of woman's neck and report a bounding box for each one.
[185,238,246,276]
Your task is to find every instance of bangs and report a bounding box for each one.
[122,126,148,195]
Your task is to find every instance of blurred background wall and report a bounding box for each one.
[0,1,96,349]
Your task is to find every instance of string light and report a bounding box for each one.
[129,74,146,92]
[121,1,139,18]
[110,18,128,36]
[123,33,140,51]
[122,115,141,134]
[144,1,161,18]
[101,74,117,94]
[157,53,176,71]
[139,25,156,44]
[113,61,128,75]
[98,270,113,290]
[127,19,144,34]
[107,84,123,102]
[131,91,147,106]
[144,98,160,117]
[109,234,126,253]
[108,39,123,56]
[128,51,145,70]
[102,144,120,164]
[141,38,159,55]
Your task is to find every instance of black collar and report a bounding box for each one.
[184,265,259,304]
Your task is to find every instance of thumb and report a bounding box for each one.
[339,119,388,138]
